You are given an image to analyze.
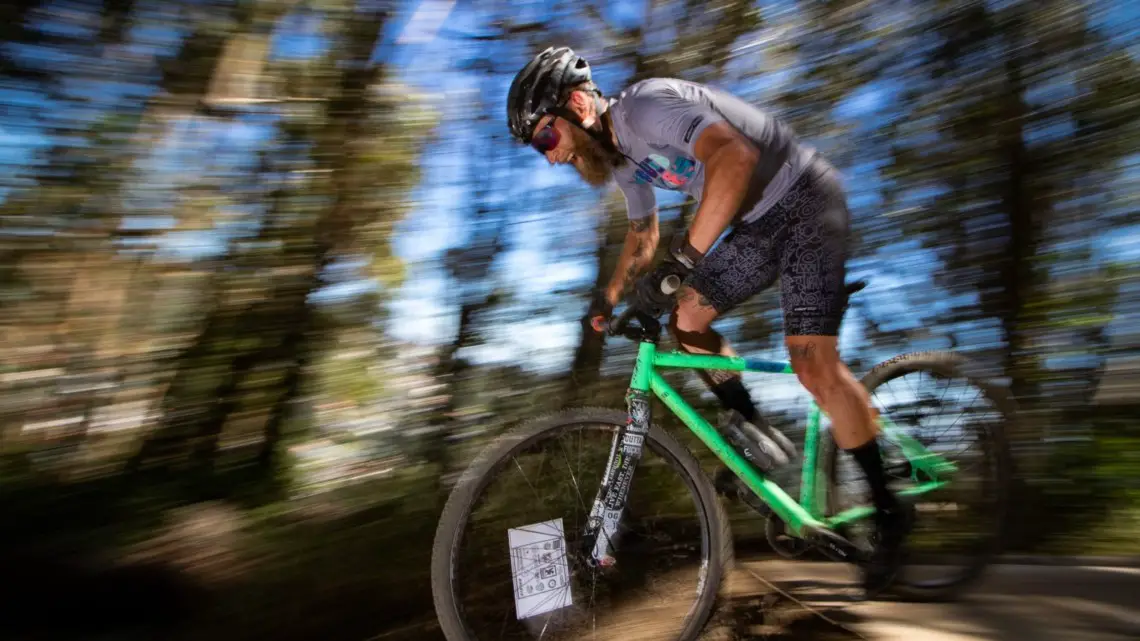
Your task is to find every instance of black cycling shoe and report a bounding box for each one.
[859,498,915,599]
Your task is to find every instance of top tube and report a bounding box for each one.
[653,351,794,374]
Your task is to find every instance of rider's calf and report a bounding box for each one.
[787,337,877,449]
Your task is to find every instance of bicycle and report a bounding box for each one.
[430,279,1015,641]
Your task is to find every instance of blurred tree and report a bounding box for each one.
[767,0,1140,547]
[125,3,437,484]
[772,0,1139,410]
[0,0,1135,568]
[416,50,514,491]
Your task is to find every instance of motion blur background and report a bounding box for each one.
[0,0,1137,639]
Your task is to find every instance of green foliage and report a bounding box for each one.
[1,4,1139,638]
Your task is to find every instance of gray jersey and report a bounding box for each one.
[607,78,817,224]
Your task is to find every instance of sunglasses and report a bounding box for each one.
[530,118,561,153]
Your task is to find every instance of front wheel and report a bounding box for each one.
[430,407,734,641]
[824,351,1016,602]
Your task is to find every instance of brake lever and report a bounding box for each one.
[607,305,640,336]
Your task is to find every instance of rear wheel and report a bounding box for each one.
[430,407,735,640]
[824,351,1016,602]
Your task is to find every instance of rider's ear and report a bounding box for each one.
[569,89,592,115]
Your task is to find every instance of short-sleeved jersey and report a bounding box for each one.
[607,78,817,225]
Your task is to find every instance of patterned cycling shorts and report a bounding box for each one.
[687,159,851,336]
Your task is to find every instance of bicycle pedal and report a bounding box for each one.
[737,487,772,516]
[886,459,912,479]
[802,525,862,564]
[713,467,737,497]
[766,514,809,559]
[715,468,773,516]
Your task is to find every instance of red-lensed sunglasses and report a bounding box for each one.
[530,118,561,153]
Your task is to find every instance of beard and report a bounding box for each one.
[568,122,624,188]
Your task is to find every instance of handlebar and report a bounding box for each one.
[607,304,644,335]
[595,273,683,342]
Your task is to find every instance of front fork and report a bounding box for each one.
[582,387,652,567]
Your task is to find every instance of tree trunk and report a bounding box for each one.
[995,19,1042,407]
[254,8,390,472]
[423,299,485,491]
[564,200,628,405]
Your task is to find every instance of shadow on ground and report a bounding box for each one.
[4,466,1133,641]
[741,560,1140,641]
[722,591,865,640]
[0,546,867,641]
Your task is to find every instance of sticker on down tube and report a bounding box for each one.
[507,518,573,619]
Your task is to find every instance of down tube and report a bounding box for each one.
[647,371,823,535]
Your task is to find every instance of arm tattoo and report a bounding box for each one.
[624,241,642,279]
[609,214,658,297]
[618,235,653,294]
[623,239,643,283]
[677,286,713,310]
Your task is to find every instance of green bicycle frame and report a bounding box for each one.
[637,342,956,537]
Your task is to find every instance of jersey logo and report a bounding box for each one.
[635,154,697,189]
[683,116,705,143]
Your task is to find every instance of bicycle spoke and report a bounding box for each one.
[511,454,547,507]
[555,432,589,514]
[840,356,1013,599]
[442,416,715,641]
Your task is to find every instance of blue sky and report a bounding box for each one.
[1,0,1138,388]
[376,0,946,366]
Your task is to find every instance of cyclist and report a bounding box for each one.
[506,46,912,595]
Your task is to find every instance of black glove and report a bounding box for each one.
[633,258,688,318]
[583,288,614,333]
[632,234,706,317]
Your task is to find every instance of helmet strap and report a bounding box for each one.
[545,105,628,163]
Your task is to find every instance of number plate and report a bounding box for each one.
[507,518,573,619]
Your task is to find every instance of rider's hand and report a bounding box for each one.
[633,257,689,318]
[583,288,614,333]
[632,233,707,318]
[629,231,706,317]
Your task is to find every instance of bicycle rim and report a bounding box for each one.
[827,352,1013,600]
[431,408,726,641]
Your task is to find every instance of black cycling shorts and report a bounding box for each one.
[687,159,851,336]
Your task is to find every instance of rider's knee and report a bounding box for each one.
[788,345,842,398]
[794,369,830,401]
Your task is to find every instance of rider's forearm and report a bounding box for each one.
[687,141,759,254]
[604,216,659,305]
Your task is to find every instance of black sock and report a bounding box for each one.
[847,439,897,512]
[709,377,758,422]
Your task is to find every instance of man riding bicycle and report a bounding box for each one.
[506,46,912,595]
